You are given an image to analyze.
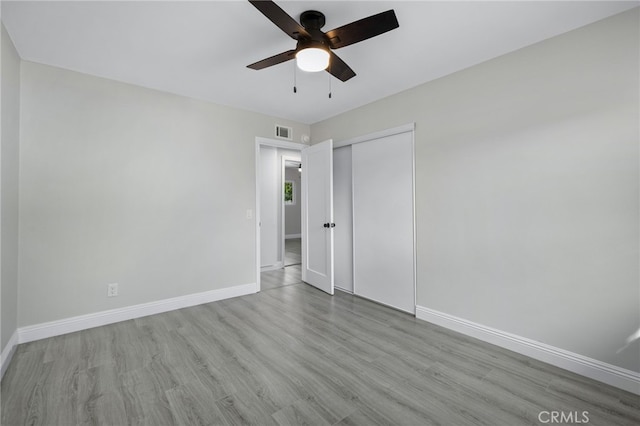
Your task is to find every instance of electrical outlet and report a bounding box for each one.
[107,283,119,297]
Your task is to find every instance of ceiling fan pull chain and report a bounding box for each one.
[293,60,298,93]
[328,65,332,99]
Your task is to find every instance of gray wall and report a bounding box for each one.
[312,9,639,372]
[260,146,279,267]
[284,166,301,237]
[18,61,309,327]
[1,23,20,352]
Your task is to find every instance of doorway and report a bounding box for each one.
[255,137,303,292]
[283,158,302,268]
[259,157,304,292]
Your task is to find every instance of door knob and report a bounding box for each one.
[323,223,336,228]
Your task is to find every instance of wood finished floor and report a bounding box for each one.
[2,266,639,425]
[261,238,302,291]
[284,238,301,267]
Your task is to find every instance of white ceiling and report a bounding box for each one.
[3,1,637,124]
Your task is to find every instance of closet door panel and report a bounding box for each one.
[333,146,354,292]
[352,132,414,313]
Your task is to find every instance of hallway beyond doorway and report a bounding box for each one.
[284,237,301,267]
[262,238,302,291]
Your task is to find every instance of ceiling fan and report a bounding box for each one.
[246,0,399,82]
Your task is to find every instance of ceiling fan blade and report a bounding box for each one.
[327,51,356,82]
[249,0,310,40]
[247,49,297,70]
[324,10,399,49]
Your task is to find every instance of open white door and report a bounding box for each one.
[301,140,334,295]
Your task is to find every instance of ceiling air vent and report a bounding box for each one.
[275,125,293,140]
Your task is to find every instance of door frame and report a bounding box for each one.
[255,137,305,292]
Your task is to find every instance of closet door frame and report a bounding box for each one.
[335,123,417,314]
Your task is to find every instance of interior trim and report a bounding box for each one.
[17,283,256,345]
[416,305,640,395]
[333,122,415,148]
[0,330,19,379]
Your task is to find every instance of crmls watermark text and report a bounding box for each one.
[538,411,590,424]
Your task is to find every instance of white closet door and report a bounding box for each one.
[352,131,415,313]
[333,146,353,292]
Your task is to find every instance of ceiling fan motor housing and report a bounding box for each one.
[298,10,329,52]
[300,10,326,30]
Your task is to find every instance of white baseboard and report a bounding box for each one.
[1,329,19,379]
[18,283,256,344]
[285,234,301,239]
[415,305,640,395]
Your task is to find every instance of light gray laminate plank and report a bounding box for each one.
[154,329,218,391]
[215,391,278,426]
[180,302,301,411]
[283,340,431,425]
[383,370,521,426]
[328,342,504,426]
[272,399,332,426]
[173,333,242,401]
[235,291,344,355]
[1,350,50,426]
[366,351,435,386]
[11,338,49,356]
[120,357,183,425]
[245,339,359,425]
[110,319,159,374]
[37,356,84,426]
[80,323,116,370]
[216,298,361,423]
[480,368,610,425]
[258,286,391,362]
[210,302,359,423]
[545,377,640,426]
[331,289,414,328]
[334,408,396,426]
[206,337,300,411]
[76,362,128,426]
[133,306,190,334]
[43,329,84,366]
[291,389,358,426]
[165,379,229,426]
[261,265,303,291]
[284,238,302,267]
[3,277,639,425]
[423,362,543,426]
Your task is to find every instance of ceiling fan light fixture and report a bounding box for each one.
[296,47,330,72]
